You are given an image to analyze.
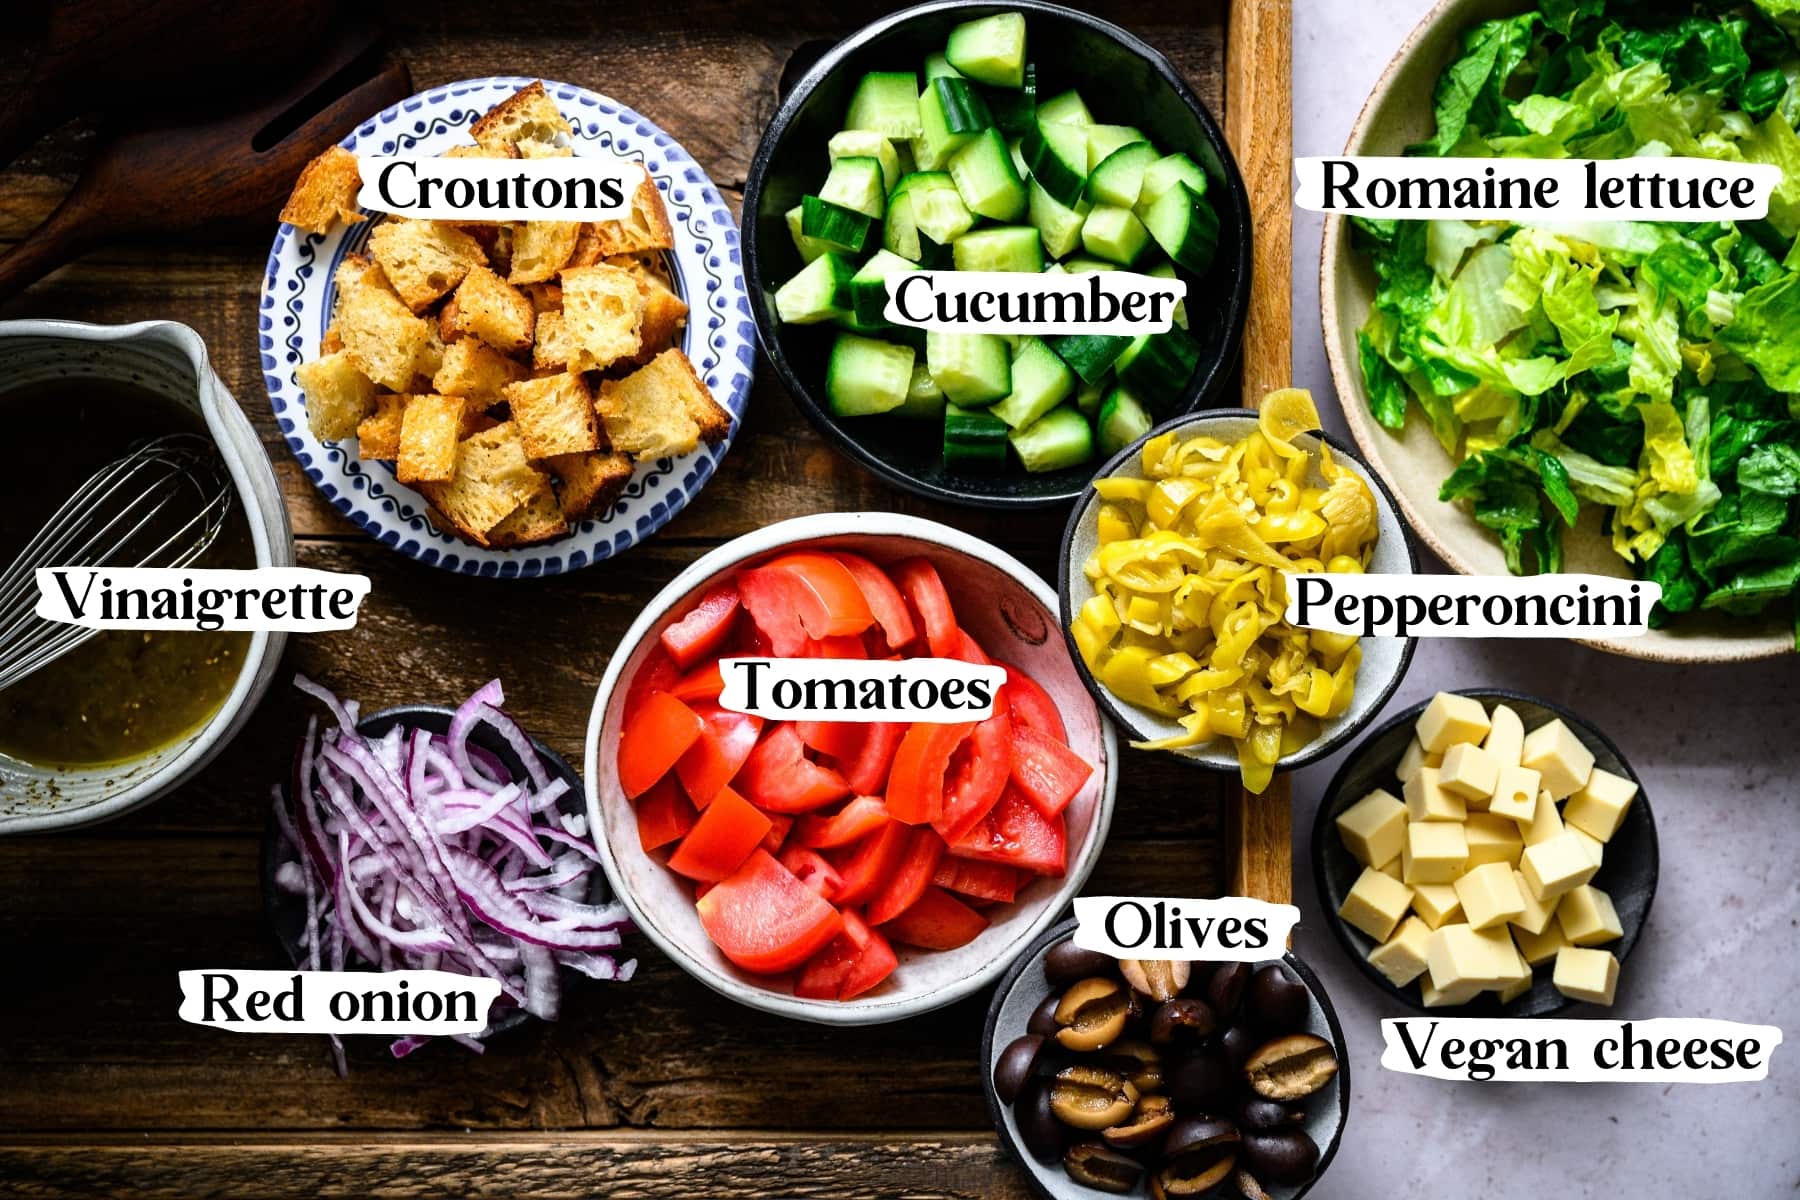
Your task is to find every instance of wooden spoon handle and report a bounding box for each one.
[0,192,105,303]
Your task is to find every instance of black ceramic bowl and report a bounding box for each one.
[742,0,1253,509]
[260,704,599,1040]
[1310,689,1658,1018]
[982,917,1351,1200]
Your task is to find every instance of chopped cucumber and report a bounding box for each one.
[944,404,1010,469]
[827,333,915,417]
[828,131,902,192]
[990,336,1076,429]
[952,225,1043,272]
[820,156,886,218]
[1028,179,1088,260]
[1008,136,1030,178]
[896,363,947,419]
[774,252,853,324]
[981,62,1037,135]
[924,52,963,81]
[945,13,1027,89]
[1022,114,1088,207]
[1137,153,1210,214]
[900,172,976,244]
[848,250,920,328]
[933,77,993,134]
[1048,333,1131,384]
[1143,183,1221,274]
[801,195,874,254]
[949,128,1028,221]
[1098,386,1153,455]
[1116,327,1202,407]
[1084,125,1147,172]
[1009,405,1094,473]
[1075,377,1107,416]
[786,205,833,263]
[1081,204,1151,265]
[915,77,981,169]
[1086,141,1157,208]
[846,71,922,140]
[1063,254,1119,273]
[927,331,1012,405]
[1036,89,1092,126]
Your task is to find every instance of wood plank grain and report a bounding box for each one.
[0,1132,1030,1200]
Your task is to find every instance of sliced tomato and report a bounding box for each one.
[696,849,843,975]
[892,557,958,657]
[827,819,910,907]
[675,704,763,807]
[1009,725,1093,819]
[669,659,725,704]
[1002,662,1066,742]
[886,720,976,825]
[738,723,852,813]
[948,784,1067,877]
[835,552,917,652]
[794,796,889,849]
[839,923,898,998]
[805,635,868,659]
[931,857,1022,903]
[779,845,844,901]
[797,719,865,764]
[733,620,774,657]
[660,581,741,670]
[841,721,906,796]
[863,825,948,926]
[736,569,809,656]
[948,628,990,666]
[635,775,696,852]
[761,812,794,855]
[794,910,897,1001]
[739,553,874,653]
[667,785,771,883]
[879,886,989,950]
[933,707,1013,843]
[624,645,682,714]
[618,692,705,799]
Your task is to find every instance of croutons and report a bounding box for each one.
[505,372,599,459]
[397,394,467,484]
[531,311,577,371]
[280,145,365,234]
[560,263,644,370]
[433,337,526,405]
[369,219,488,312]
[595,348,730,458]
[589,165,675,255]
[546,450,635,522]
[442,265,535,354]
[487,476,569,547]
[331,255,433,392]
[295,352,377,440]
[356,394,406,460]
[417,422,545,544]
[445,142,520,160]
[509,220,583,285]
[471,80,573,156]
[629,275,689,366]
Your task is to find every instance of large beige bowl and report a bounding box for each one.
[1320,0,1791,663]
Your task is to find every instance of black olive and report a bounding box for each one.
[1149,997,1218,1044]
[1208,962,1251,1019]
[1064,1141,1146,1193]
[1220,1024,1259,1071]
[1246,965,1309,1034]
[1027,992,1062,1037]
[1016,1080,1065,1163]
[993,1034,1046,1106]
[1241,1128,1320,1187]
[1045,940,1115,986]
[1237,1097,1302,1132]
[1167,1048,1234,1108]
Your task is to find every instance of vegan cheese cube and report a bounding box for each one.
[1520,831,1599,902]
[1521,718,1595,799]
[1497,973,1533,1004]
[1336,789,1408,869]
[1396,736,1440,784]
[1513,921,1568,968]
[1519,789,1565,846]
[1376,857,1404,882]
[1557,884,1623,947]
[1567,826,1605,868]
[1428,923,1508,991]
[1487,764,1542,823]
[1438,742,1500,803]
[1477,923,1531,993]
[1552,945,1619,1006]
[1464,812,1524,868]
[1368,916,1433,987]
[1454,861,1527,931]
[1404,767,1467,823]
[1411,883,1464,929]
[1421,976,1484,1007]
[1510,868,1559,936]
[1482,703,1525,768]
[1339,867,1415,942]
[1416,692,1492,754]
[1564,767,1637,842]
[1403,821,1469,885]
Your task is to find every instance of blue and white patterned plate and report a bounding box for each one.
[259,77,756,578]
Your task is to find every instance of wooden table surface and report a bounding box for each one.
[0,3,1291,1195]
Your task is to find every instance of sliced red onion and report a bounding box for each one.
[434,784,524,835]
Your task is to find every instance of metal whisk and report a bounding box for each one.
[0,433,233,693]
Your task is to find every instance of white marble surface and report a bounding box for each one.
[1288,2,1800,1195]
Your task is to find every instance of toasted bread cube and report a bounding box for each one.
[1552,946,1618,1006]
[356,394,406,460]
[520,138,574,160]
[525,282,564,313]
[1519,832,1599,903]
[590,165,675,255]
[1338,867,1414,942]
[1463,812,1523,868]
[595,348,731,458]
[410,322,447,390]
[368,219,488,313]
[336,283,433,392]
[487,475,568,547]
[561,263,645,369]
[567,223,606,268]
[280,145,365,234]
[294,352,377,440]
[1404,767,1466,823]
[1454,861,1527,932]
[546,450,634,522]
[1564,767,1637,842]
[320,325,344,355]
[1402,821,1468,886]
[510,220,583,285]
[417,422,542,543]
[471,82,572,155]
[1368,915,1433,988]
[1488,764,1542,824]
[1416,692,1491,754]
[1483,704,1525,768]
[445,141,521,160]
[334,251,394,298]
[1521,718,1595,799]
[1510,868,1559,936]
[532,311,578,371]
[442,265,535,354]
[1336,788,1407,869]
[605,250,674,290]
[1557,884,1623,947]
[629,274,690,364]
[1411,883,1463,930]
[1438,742,1499,804]
[433,337,526,406]
[1514,920,1568,968]
[397,394,467,484]
[505,372,599,458]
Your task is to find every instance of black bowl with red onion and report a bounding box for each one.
[261,677,635,1066]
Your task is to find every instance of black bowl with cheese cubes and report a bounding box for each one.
[743,1,1252,508]
[1310,689,1658,1018]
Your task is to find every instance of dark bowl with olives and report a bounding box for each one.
[982,918,1350,1200]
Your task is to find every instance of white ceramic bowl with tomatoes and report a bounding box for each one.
[584,512,1119,1024]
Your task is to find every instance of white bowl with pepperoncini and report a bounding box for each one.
[1056,391,1418,791]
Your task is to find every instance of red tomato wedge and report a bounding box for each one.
[636,775,696,852]
[794,796,889,849]
[879,886,989,950]
[761,813,793,855]
[778,845,844,901]
[624,645,681,714]
[886,721,976,825]
[660,581,740,670]
[675,704,763,807]
[797,719,865,764]
[931,858,1022,903]
[949,784,1067,877]
[933,707,1013,843]
[1002,662,1066,742]
[737,723,852,813]
[619,692,705,799]
[795,910,897,1001]
[805,635,868,659]
[892,557,958,657]
[828,820,911,907]
[739,553,874,654]
[838,923,898,999]
[835,551,917,652]
[669,659,725,704]
[1009,725,1093,818]
[696,850,844,974]
[948,629,990,666]
[667,786,771,882]
[840,720,906,796]
[863,825,948,926]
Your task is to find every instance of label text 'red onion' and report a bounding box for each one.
[884,270,1186,334]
